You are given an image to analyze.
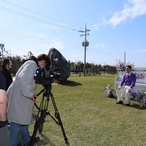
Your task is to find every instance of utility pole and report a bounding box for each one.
[78,23,90,76]
[0,44,5,58]
[124,51,126,65]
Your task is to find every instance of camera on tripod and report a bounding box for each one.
[34,65,62,85]
[31,65,69,146]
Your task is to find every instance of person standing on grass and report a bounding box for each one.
[116,65,136,106]
[1,58,13,90]
[0,73,11,146]
[7,54,51,146]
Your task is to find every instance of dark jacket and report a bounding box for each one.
[1,68,13,90]
[0,73,7,128]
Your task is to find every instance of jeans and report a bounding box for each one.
[10,122,31,146]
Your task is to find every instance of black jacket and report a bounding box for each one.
[1,68,13,90]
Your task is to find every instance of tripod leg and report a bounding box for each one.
[50,93,69,145]
[30,92,48,146]
[38,92,50,133]
[30,118,39,146]
[38,110,46,134]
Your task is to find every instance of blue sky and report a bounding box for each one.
[0,0,146,67]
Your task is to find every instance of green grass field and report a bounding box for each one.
[30,74,146,146]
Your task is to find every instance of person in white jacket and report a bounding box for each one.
[7,54,51,146]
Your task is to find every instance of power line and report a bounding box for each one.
[2,0,82,30]
[0,6,69,27]
[0,28,54,45]
[0,29,33,39]
[0,6,54,23]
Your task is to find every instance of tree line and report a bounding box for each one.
[0,56,117,75]
[68,60,117,74]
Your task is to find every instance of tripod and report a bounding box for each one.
[30,83,69,146]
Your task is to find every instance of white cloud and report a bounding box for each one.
[96,43,105,48]
[25,33,65,50]
[93,24,101,30]
[42,22,68,30]
[107,0,146,26]
[8,33,66,57]
[93,16,106,30]
[130,49,146,53]
[57,22,68,26]
[42,24,62,29]
[46,39,66,50]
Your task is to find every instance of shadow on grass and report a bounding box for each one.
[34,133,56,146]
[106,96,146,110]
[61,80,82,86]
[116,101,146,110]
[128,103,146,110]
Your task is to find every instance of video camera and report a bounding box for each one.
[34,66,62,86]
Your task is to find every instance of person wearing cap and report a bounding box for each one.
[116,65,136,106]
[7,54,51,146]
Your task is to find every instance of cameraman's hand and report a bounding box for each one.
[53,71,60,75]
[29,94,37,101]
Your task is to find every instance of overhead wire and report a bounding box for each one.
[0,28,33,40]
[0,28,53,45]
[0,0,84,49]
[2,0,83,30]
[0,5,82,44]
[0,6,77,30]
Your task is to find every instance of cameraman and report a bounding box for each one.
[7,54,51,146]
[37,53,51,68]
